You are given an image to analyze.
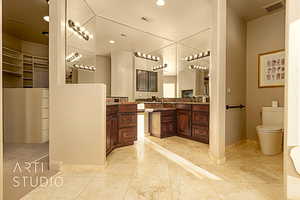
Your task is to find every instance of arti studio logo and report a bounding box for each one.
[12,161,63,188]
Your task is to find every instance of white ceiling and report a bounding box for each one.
[85,0,213,42]
[228,0,285,21]
[95,16,173,56]
[3,0,49,45]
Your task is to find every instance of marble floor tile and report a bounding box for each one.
[22,136,283,200]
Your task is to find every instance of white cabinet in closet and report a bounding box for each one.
[3,88,49,143]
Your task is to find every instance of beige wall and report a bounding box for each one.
[95,55,111,96]
[111,51,134,101]
[50,0,106,169]
[246,11,286,140]
[163,75,177,98]
[225,4,247,146]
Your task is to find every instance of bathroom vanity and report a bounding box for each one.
[145,103,210,144]
[106,103,137,155]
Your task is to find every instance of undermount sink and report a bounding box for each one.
[290,146,300,175]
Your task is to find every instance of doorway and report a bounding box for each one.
[2,0,55,199]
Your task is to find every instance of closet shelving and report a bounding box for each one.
[2,46,49,88]
[2,47,23,76]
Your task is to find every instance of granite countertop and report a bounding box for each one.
[144,108,177,112]
[141,102,210,105]
[107,102,138,106]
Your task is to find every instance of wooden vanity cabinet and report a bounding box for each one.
[106,105,118,155]
[118,104,137,146]
[176,104,192,137]
[161,110,176,138]
[106,104,137,155]
[191,105,209,144]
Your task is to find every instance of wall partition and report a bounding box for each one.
[49,0,106,170]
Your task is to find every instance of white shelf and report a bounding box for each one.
[3,46,49,88]
[3,70,22,76]
[3,54,22,61]
[3,61,22,68]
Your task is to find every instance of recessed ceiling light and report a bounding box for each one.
[109,40,115,44]
[43,16,49,22]
[156,0,165,6]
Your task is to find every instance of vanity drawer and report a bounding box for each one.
[119,127,137,144]
[176,104,192,110]
[163,103,176,108]
[161,110,176,117]
[118,104,137,113]
[192,125,209,144]
[161,114,176,122]
[192,105,209,112]
[118,113,137,128]
[107,105,118,115]
[192,111,209,126]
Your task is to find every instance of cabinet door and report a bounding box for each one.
[106,116,111,152]
[148,71,158,92]
[192,125,209,144]
[177,110,191,136]
[162,122,176,137]
[111,115,118,147]
[118,113,137,128]
[192,111,209,126]
[119,127,137,145]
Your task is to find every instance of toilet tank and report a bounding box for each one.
[262,107,284,126]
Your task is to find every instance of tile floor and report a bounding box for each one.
[4,143,57,200]
[22,137,283,200]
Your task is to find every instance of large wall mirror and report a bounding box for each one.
[64,0,211,101]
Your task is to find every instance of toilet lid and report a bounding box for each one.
[257,125,283,132]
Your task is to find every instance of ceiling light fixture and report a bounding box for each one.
[43,16,49,22]
[156,0,165,6]
[189,65,209,71]
[68,19,93,41]
[135,52,160,62]
[109,40,115,44]
[46,0,50,4]
[153,64,167,71]
[73,64,96,72]
[66,52,82,63]
[184,50,211,62]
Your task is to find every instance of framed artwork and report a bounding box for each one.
[258,49,285,88]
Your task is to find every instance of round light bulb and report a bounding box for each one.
[43,16,49,22]
[156,0,165,6]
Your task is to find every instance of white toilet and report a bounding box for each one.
[256,107,284,155]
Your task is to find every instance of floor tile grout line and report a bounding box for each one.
[71,175,96,200]
[143,138,222,181]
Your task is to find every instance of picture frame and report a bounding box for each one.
[258,49,285,88]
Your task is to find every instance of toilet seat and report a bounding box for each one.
[256,125,283,133]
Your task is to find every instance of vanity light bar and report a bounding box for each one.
[185,51,210,62]
[153,64,167,71]
[135,52,160,62]
[66,52,82,63]
[68,19,93,41]
[73,64,96,72]
[189,65,208,71]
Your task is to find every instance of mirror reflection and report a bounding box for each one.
[65,1,211,102]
